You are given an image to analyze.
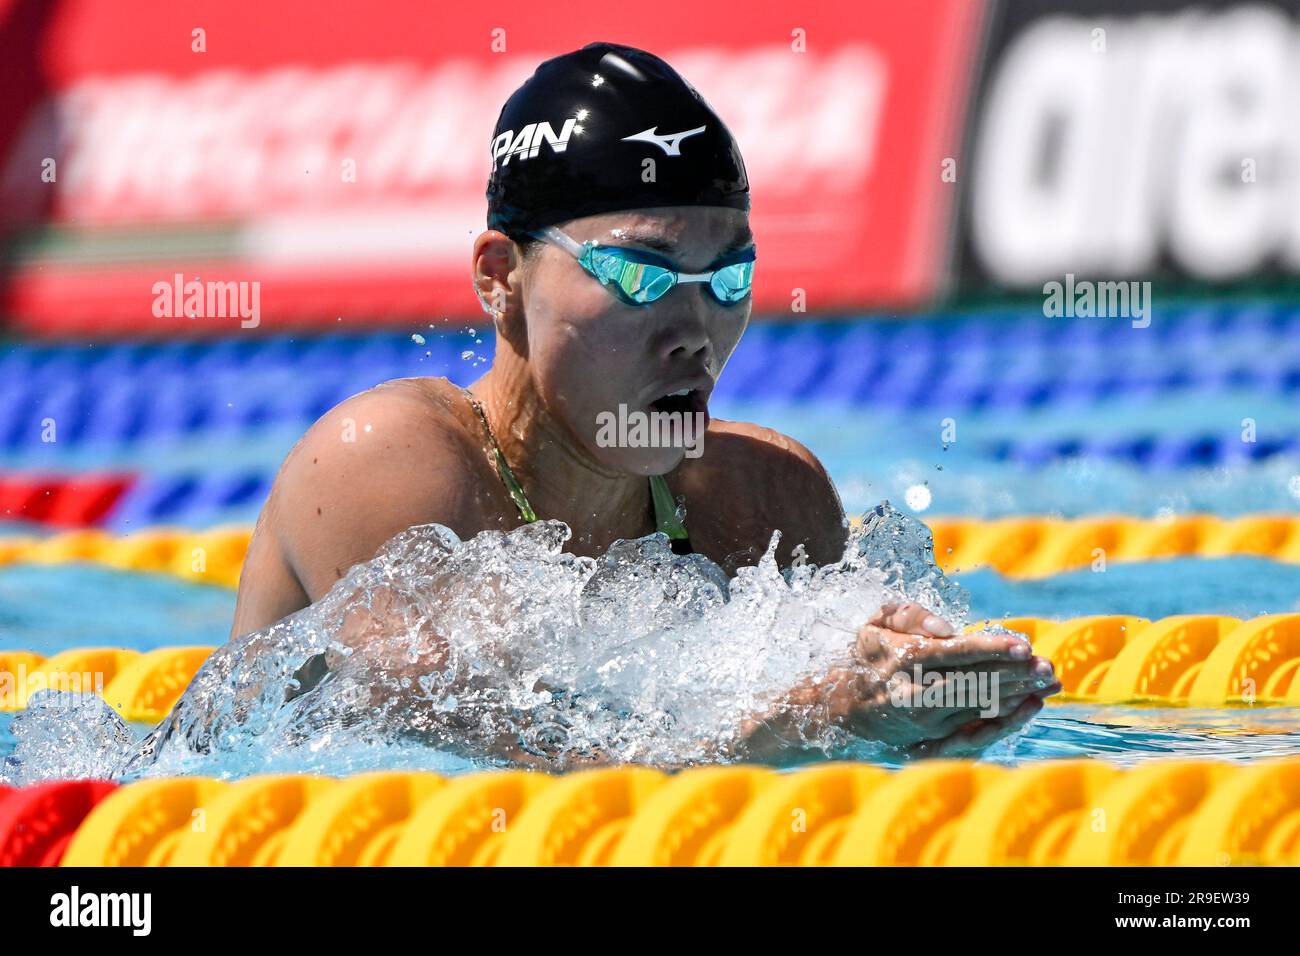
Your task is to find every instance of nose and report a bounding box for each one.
[657,287,715,368]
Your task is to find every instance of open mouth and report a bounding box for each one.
[650,388,700,417]
[642,387,707,431]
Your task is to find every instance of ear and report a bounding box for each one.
[471,231,528,353]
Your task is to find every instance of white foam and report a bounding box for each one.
[2,503,969,783]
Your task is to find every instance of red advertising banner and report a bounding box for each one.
[0,0,982,334]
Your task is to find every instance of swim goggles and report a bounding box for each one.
[532,225,756,307]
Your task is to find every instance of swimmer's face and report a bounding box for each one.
[519,206,752,474]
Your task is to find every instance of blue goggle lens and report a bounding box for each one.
[580,244,753,306]
[710,260,755,304]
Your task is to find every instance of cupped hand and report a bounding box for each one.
[740,602,1061,760]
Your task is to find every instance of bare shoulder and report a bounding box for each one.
[694,418,829,471]
[674,418,848,569]
[263,377,492,598]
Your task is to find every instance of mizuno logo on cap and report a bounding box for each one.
[620,125,706,156]
[491,118,578,168]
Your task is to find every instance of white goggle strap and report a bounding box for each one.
[535,225,587,260]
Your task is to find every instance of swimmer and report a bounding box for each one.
[230,42,1060,761]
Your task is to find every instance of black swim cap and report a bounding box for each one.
[485,41,750,236]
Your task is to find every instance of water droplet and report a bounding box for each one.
[904,484,932,512]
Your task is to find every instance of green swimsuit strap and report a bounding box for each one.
[647,473,690,543]
[466,390,690,544]
[466,391,537,522]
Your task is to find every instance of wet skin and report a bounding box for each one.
[231,206,1060,760]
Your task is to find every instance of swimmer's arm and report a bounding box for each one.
[730,605,1061,762]
[232,384,478,638]
[279,581,592,770]
[229,505,311,640]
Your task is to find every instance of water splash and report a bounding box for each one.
[4,503,972,783]
[2,693,136,785]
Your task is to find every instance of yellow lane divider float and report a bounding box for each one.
[0,646,216,721]
[0,526,252,588]
[930,513,1300,577]
[4,614,1300,720]
[49,758,1300,866]
[4,514,1300,586]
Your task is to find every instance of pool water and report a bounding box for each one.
[3,542,1300,772]
[2,312,1300,777]
[0,564,235,654]
[3,554,1299,656]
